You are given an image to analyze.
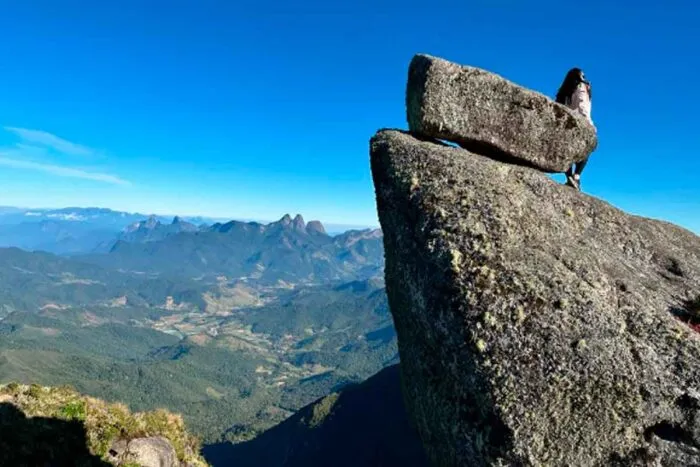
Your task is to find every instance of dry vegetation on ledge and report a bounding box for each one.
[0,382,208,466]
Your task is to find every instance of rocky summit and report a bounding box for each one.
[371,129,700,466]
[406,54,598,173]
[372,54,700,466]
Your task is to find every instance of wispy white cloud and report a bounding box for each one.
[0,126,129,185]
[0,154,130,185]
[4,126,96,157]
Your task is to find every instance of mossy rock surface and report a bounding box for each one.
[371,129,700,466]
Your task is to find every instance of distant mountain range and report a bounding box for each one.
[0,207,378,255]
[84,214,383,285]
[0,207,221,255]
[109,215,200,245]
[0,206,221,226]
[0,205,392,455]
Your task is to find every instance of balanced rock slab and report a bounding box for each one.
[406,54,598,172]
[371,129,700,466]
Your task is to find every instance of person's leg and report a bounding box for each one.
[565,165,579,189]
[574,156,589,176]
[569,156,589,191]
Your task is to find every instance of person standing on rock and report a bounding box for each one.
[556,68,593,190]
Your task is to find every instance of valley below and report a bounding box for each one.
[0,209,398,452]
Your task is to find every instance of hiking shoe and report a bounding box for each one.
[565,174,580,190]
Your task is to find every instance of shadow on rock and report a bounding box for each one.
[0,402,110,467]
[203,365,428,467]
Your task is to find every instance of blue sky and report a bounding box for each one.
[0,1,698,231]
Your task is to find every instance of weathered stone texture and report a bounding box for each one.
[406,54,598,172]
[371,129,700,466]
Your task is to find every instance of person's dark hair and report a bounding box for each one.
[556,67,590,104]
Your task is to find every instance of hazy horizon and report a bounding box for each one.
[0,203,379,232]
[0,1,698,232]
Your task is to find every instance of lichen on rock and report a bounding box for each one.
[406,54,598,173]
[370,128,700,466]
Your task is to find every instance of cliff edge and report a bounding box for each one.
[0,383,207,467]
[370,54,700,466]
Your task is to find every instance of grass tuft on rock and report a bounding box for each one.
[0,382,208,466]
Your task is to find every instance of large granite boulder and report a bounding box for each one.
[370,129,700,466]
[406,54,598,172]
[108,436,178,467]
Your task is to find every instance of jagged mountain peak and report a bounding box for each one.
[292,214,306,231]
[115,214,199,245]
[90,214,384,284]
[143,215,159,229]
[306,220,326,235]
[270,214,311,233]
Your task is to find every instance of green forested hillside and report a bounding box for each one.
[0,213,396,462]
[81,218,384,284]
[0,312,273,441]
[202,365,428,467]
[0,244,396,444]
[0,247,207,315]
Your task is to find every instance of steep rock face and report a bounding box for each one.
[370,129,700,466]
[117,216,199,245]
[170,216,199,232]
[279,214,293,226]
[306,220,327,235]
[406,54,597,172]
